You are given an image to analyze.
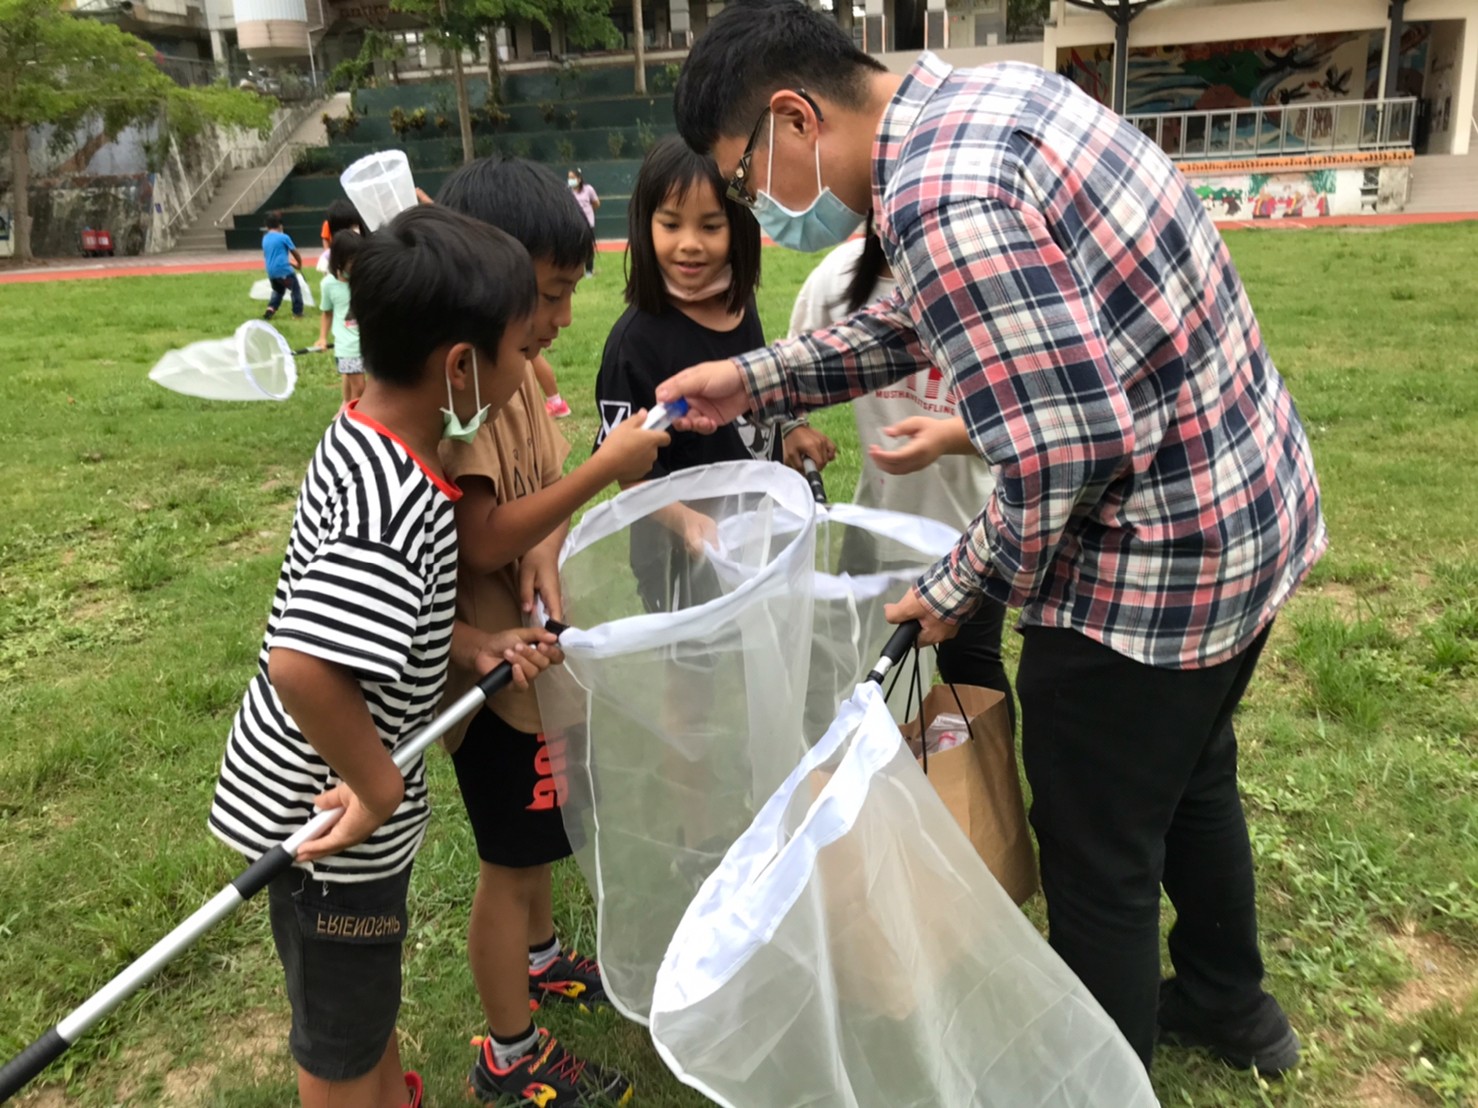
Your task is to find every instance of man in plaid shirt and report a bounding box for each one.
[660,0,1325,1078]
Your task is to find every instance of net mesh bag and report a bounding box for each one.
[148,320,296,402]
[649,681,1159,1108]
[709,498,957,732]
[538,461,819,1022]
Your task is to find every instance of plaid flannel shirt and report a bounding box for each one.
[737,54,1327,669]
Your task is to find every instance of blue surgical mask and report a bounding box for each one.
[442,350,489,443]
[751,122,865,253]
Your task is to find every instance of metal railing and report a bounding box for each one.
[210,98,328,230]
[160,141,237,235]
[214,140,317,230]
[158,104,308,235]
[1127,97,1418,161]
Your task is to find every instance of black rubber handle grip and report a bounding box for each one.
[801,458,828,505]
[866,620,922,684]
[0,1026,69,1103]
[474,660,516,700]
[472,619,568,700]
[230,844,295,900]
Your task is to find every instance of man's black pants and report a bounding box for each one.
[1016,623,1273,1067]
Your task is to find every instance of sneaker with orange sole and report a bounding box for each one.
[529,948,609,1012]
[467,1030,632,1106]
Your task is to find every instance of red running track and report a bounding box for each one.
[3,212,1476,285]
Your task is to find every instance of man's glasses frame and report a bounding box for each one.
[725,89,826,209]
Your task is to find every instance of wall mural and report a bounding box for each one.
[1059,26,1431,114]
[1191,168,1360,221]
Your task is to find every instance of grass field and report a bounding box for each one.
[1,227,1476,1108]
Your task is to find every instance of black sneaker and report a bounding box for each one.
[468,1030,633,1106]
[262,307,276,320]
[1158,977,1301,1077]
[529,948,610,1011]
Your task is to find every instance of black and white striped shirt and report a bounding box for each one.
[210,404,461,883]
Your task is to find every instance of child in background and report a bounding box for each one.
[261,212,304,321]
[317,198,363,274]
[434,155,667,1108]
[209,206,560,1108]
[788,227,1016,730]
[535,353,572,420]
[314,230,366,404]
[567,167,600,279]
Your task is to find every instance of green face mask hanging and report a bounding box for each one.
[442,349,490,444]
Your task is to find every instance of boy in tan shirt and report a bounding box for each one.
[435,156,666,1107]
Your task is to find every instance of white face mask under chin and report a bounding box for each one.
[442,350,490,443]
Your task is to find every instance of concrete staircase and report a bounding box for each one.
[1405,152,1478,214]
[172,93,351,253]
[173,166,277,252]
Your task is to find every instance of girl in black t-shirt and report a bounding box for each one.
[595,137,838,614]
[593,136,780,559]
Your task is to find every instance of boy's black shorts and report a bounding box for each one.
[267,863,412,1081]
[452,706,572,868]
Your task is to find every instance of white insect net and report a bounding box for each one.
[540,458,1155,1105]
[539,461,819,1022]
[148,320,296,402]
[649,681,1160,1108]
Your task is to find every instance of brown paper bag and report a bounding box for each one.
[901,684,1038,905]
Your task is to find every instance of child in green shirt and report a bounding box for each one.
[314,230,364,404]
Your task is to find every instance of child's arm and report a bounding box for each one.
[518,523,569,621]
[647,500,719,557]
[782,422,838,473]
[289,246,303,270]
[268,647,404,862]
[454,414,667,575]
[314,306,332,351]
[451,619,562,684]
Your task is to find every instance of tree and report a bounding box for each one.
[392,0,618,165]
[329,30,410,91]
[0,0,272,261]
[482,0,621,99]
[632,1,646,94]
[1007,0,1051,42]
[437,0,476,164]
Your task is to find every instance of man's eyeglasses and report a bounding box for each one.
[724,89,825,209]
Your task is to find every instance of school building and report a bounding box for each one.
[228,0,1475,219]
[14,0,1473,256]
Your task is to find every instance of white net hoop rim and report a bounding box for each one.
[558,460,817,657]
[235,319,297,400]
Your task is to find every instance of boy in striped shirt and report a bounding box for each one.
[209,206,560,1108]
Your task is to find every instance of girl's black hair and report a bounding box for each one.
[328,229,363,280]
[844,215,889,314]
[625,135,760,316]
[570,167,584,187]
[325,198,362,237]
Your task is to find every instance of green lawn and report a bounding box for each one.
[1,228,1476,1108]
